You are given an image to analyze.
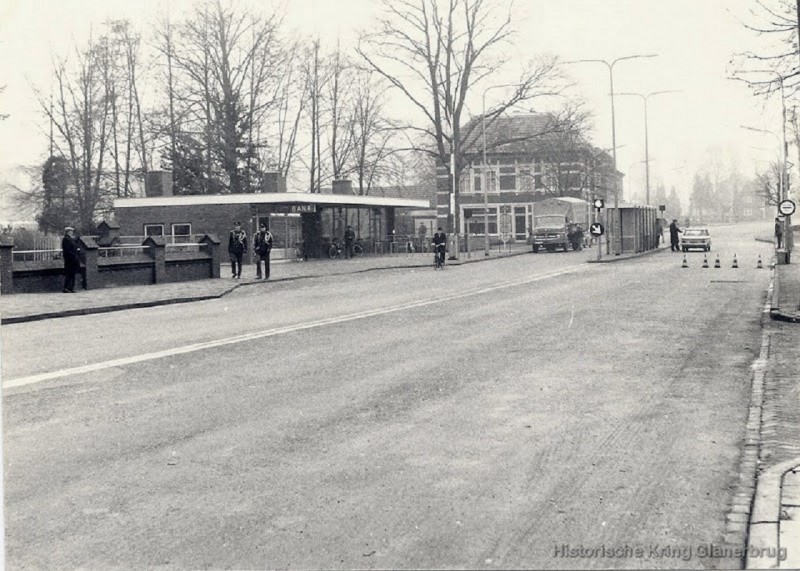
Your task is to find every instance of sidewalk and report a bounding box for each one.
[0,244,532,324]
[747,235,800,569]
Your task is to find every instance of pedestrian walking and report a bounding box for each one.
[775,217,784,249]
[228,221,247,278]
[669,219,682,252]
[61,226,80,293]
[253,223,274,279]
[344,225,356,259]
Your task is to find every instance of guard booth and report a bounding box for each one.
[618,203,659,253]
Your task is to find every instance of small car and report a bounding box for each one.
[681,227,711,252]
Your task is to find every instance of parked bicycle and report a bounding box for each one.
[328,238,363,259]
[293,240,307,261]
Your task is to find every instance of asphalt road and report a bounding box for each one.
[2,223,775,569]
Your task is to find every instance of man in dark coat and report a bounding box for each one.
[775,217,784,249]
[228,221,247,278]
[432,226,447,267]
[253,223,274,279]
[344,225,356,259]
[668,219,682,252]
[61,226,80,293]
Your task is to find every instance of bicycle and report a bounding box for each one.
[328,239,363,259]
[433,246,445,269]
[293,240,307,261]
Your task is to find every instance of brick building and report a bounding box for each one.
[436,113,623,243]
[113,175,429,260]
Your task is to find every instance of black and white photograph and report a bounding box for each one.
[1,0,799,568]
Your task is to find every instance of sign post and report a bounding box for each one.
[779,200,796,263]
[593,199,605,261]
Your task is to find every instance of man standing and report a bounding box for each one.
[669,219,682,252]
[775,217,784,249]
[228,221,247,278]
[253,223,274,279]
[344,225,356,259]
[61,226,80,293]
[432,226,447,267]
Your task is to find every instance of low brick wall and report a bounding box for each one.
[0,234,221,295]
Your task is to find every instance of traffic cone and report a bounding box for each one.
[732,254,739,269]
[681,255,689,268]
[702,254,709,268]
[714,255,721,268]
[757,255,764,269]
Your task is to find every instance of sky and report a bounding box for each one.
[0,0,789,211]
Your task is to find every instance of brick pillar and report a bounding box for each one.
[0,236,14,295]
[142,236,166,283]
[77,236,99,290]
[200,234,221,278]
[435,159,451,233]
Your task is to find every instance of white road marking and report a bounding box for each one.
[4,267,588,389]
[568,307,575,328]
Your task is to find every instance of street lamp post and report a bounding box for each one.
[618,90,680,205]
[566,54,658,254]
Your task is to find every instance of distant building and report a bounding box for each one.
[435,113,622,242]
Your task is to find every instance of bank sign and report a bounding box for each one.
[272,204,317,214]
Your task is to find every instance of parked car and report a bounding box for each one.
[681,227,711,252]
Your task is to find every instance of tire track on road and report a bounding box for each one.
[4,266,591,390]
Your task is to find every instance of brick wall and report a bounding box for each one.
[116,203,251,244]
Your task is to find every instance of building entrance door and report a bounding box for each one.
[514,206,527,241]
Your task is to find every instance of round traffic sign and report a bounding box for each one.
[590,223,605,236]
[779,199,796,216]
[593,198,605,209]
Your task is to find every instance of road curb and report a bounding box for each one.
[586,246,667,263]
[1,250,532,324]
[747,459,800,569]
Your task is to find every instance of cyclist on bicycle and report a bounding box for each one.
[432,226,447,268]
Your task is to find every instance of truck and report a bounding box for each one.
[528,197,591,253]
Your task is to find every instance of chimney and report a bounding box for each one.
[332,179,353,195]
[262,171,287,193]
[145,170,173,197]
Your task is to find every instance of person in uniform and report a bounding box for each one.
[228,221,247,278]
[253,223,274,279]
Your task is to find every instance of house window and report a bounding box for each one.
[499,166,516,191]
[144,224,164,237]
[473,172,482,191]
[171,223,192,243]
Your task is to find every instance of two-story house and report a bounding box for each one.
[441,113,622,243]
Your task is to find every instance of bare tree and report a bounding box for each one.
[168,0,283,193]
[357,0,568,232]
[349,69,397,195]
[754,161,784,206]
[326,43,357,181]
[31,32,115,231]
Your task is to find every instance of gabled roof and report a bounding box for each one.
[460,112,605,160]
